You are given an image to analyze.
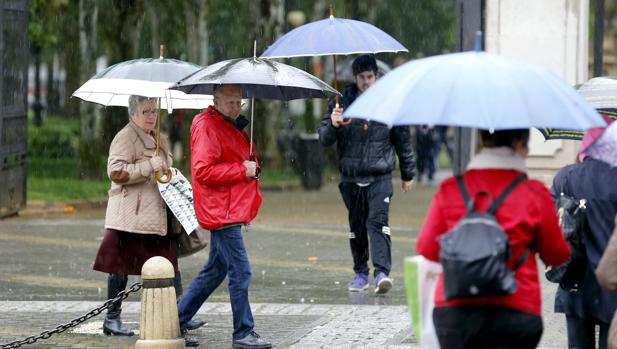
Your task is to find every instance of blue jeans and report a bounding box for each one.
[177,225,254,340]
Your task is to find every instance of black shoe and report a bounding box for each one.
[232,331,272,349]
[102,317,134,336]
[181,328,200,347]
[184,335,200,347]
[186,318,207,331]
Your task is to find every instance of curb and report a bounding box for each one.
[18,198,108,218]
[14,181,302,219]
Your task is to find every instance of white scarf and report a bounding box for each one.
[466,146,528,173]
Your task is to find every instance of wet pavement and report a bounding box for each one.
[0,173,568,348]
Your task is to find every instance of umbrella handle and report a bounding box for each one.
[155,168,173,184]
[152,97,172,184]
[249,153,261,180]
[334,103,353,127]
[338,119,353,126]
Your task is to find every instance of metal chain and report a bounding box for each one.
[1,282,142,349]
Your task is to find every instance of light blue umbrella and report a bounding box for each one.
[261,7,407,110]
[343,50,605,131]
[260,15,407,58]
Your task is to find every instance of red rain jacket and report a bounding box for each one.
[416,169,570,316]
[190,106,262,230]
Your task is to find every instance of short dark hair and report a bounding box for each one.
[480,129,530,149]
[352,54,378,76]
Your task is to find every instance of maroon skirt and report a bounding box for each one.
[93,229,179,275]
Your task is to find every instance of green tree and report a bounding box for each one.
[97,0,146,151]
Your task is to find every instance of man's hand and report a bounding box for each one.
[330,107,344,128]
[402,180,414,193]
[243,160,257,177]
[149,156,163,173]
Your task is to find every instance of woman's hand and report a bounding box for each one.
[149,156,164,173]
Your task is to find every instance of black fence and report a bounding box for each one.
[0,0,29,217]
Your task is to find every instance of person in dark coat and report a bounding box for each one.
[552,118,617,349]
[414,125,437,185]
[318,54,416,294]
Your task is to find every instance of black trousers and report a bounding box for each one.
[433,306,543,349]
[565,315,609,349]
[339,179,393,276]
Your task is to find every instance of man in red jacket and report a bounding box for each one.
[178,84,271,349]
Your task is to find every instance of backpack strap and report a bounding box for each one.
[487,174,528,214]
[512,246,531,271]
[455,175,474,212]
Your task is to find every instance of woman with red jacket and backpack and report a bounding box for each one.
[416,129,571,349]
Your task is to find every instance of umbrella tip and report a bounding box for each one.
[474,31,483,52]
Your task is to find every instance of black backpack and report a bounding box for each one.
[544,193,587,288]
[439,175,530,300]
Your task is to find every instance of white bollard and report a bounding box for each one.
[135,256,184,349]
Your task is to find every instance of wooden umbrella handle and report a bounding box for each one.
[154,97,173,184]
[155,168,173,184]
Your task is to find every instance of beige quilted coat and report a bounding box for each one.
[104,121,173,236]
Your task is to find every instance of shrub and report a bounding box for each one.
[28,115,79,158]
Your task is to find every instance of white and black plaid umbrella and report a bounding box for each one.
[72,47,213,183]
[72,55,212,110]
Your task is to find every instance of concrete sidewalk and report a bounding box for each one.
[0,301,414,349]
[0,296,569,349]
[0,170,569,349]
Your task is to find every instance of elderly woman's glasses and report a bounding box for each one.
[142,109,158,116]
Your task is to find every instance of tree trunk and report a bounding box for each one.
[100,0,145,152]
[78,0,103,179]
[185,0,209,66]
[45,54,61,115]
[32,45,43,127]
[62,0,81,119]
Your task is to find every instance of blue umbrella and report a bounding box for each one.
[343,50,605,131]
[261,6,407,111]
[260,15,407,58]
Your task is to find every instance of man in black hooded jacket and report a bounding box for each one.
[318,55,416,294]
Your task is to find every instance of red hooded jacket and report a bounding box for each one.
[190,106,262,230]
[416,169,570,316]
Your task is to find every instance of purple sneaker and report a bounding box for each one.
[348,273,369,292]
[374,272,393,294]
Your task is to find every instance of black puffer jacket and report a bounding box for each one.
[318,84,415,183]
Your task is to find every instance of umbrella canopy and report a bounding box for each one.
[539,76,617,140]
[72,48,213,184]
[260,16,407,58]
[539,109,617,140]
[343,51,605,131]
[260,8,406,122]
[171,52,339,165]
[72,57,212,110]
[579,76,617,109]
[171,57,339,100]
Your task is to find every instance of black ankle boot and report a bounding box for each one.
[103,274,134,336]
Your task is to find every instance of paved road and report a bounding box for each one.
[0,175,570,348]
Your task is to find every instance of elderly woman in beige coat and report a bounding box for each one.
[93,95,204,336]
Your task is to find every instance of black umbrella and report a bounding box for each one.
[171,43,339,161]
